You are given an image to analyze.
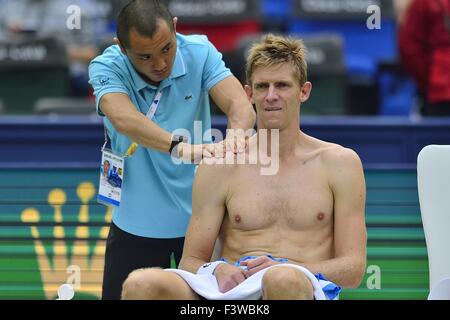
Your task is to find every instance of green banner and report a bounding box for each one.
[0,168,428,299]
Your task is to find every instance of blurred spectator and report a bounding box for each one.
[399,0,450,116]
[0,0,110,97]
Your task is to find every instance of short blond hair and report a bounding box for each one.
[245,34,308,86]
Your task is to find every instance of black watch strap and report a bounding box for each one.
[169,135,185,155]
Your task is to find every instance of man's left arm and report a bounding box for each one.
[209,76,256,131]
[302,147,367,288]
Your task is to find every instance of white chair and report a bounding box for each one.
[417,145,450,300]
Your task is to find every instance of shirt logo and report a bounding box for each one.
[202,263,211,268]
[99,77,110,86]
[185,94,193,101]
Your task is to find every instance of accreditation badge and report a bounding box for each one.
[97,149,124,207]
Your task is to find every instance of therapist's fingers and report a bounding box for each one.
[225,136,246,154]
[218,141,228,157]
[234,136,246,153]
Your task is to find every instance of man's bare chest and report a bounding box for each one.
[225,166,333,230]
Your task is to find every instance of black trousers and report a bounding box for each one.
[101,223,185,300]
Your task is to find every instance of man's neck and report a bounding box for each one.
[257,124,303,160]
[139,72,161,87]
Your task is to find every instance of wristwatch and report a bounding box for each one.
[169,134,186,156]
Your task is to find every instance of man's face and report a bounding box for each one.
[123,19,177,85]
[103,162,109,176]
[245,62,311,130]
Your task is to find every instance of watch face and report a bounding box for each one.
[173,135,185,143]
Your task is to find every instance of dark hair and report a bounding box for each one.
[117,0,174,48]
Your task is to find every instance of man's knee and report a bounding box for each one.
[262,266,314,300]
[121,267,168,300]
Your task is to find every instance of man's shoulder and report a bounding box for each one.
[313,141,362,170]
[195,155,237,181]
[176,33,216,60]
[177,33,211,49]
[193,157,236,197]
[90,45,125,68]
[315,143,364,183]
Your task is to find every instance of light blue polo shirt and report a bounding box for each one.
[88,33,232,238]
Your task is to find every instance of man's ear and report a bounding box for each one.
[113,37,126,54]
[300,81,312,103]
[173,17,178,32]
[244,84,254,103]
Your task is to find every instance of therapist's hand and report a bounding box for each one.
[176,141,247,164]
[176,143,218,163]
[224,131,250,154]
[207,135,248,159]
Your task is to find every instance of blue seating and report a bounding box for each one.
[378,65,417,116]
[261,0,292,19]
[288,19,397,78]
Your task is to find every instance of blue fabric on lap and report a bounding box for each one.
[219,255,342,299]
[315,273,342,300]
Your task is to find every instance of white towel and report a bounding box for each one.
[165,264,327,300]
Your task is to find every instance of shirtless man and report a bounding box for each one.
[121,34,367,300]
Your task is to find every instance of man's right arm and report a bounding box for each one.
[90,58,212,160]
[99,93,173,153]
[178,162,228,272]
[89,59,174,154]
[179,161,248,292]
[101,93,218,160]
